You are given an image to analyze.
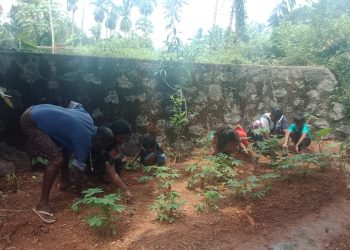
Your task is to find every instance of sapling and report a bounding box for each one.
[149,165,186,223]
[150,191,186,223]
[202,190,222,211]
[71,188,125,235]
[169,91,188,163]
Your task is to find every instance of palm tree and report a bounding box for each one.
[235,0,246,42]
[48,0,55,53]
[212,0,219,29]
[226,0,246,45]
[67,0,78,34]
[135,17,153,36]
[92,0,121,38]
[268,0,297,27]
[119,0,134,37]
[134,0,156,36]
[134,0,156,17]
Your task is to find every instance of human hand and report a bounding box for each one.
[125,189,134,203]
[295,145,299,153]
[283,143,288,148]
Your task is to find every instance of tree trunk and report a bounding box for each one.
[80,0,85,45]
[210,0,220,49]
[212,0,219,28]
[72,11,75,35]
[48,0,55,54]
[225,0,235,47]
[235,0,247,42]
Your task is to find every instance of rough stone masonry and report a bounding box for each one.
[0,52,348,149]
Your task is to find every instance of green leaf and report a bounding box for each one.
[316,128,332,138]
[87,215,104,227]
[260,173,281,179]
[82,188,104,198]
[138,175,154,183]
[195,202,206,213]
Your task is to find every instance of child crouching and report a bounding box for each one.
[139,134,166,166]
[283,113,312,153]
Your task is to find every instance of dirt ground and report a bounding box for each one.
[1,143,350,250]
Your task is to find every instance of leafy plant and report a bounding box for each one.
[148,165,186,223]
[71,188,125,234]
[314,128,333,153]
[5,173,18,193]
[250,136,283,164]
[202,190,222,211]
[150,191,186,223]
[169,91,188,163]
[31,156,49,166]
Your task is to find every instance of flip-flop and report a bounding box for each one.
[32,208,56,224]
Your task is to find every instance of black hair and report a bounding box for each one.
[216,126,239,153]
[271,107,283,122]
[110,118,132,135]
[95,127,114,146]
[293,113,305,125]
[140,134,157,150]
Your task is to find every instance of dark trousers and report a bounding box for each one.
[290,132,311,149]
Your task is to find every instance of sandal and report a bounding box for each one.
[32,208,56,224]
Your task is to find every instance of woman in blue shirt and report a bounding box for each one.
[283,113,312,153]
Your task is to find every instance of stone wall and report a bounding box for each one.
[0,52,347,147]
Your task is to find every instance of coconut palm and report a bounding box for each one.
[92,0,121,38]
[67,0,78,34]
[133,0,156,17]
[226,0,246,44]
[268,0,297,27]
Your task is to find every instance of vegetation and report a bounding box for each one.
[71,188,125,235]
[1,0,350,117]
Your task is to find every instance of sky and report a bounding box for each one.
[0,0,306,48]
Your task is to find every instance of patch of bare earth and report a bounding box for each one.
[1,148,349,250]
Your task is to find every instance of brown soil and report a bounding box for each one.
[1,144,350,250]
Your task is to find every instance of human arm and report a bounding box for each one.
[295,133,307,153]
[283,130,291,148]
[105,163,132,198]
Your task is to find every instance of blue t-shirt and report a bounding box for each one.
[31,103,96,171]
[288,123,311,137]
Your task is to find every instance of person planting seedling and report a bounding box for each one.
[283,113,312,153]
[139,134,166,166]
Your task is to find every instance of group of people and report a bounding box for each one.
[20,102,165,223]
[211,107,312,156]
[20,102,311,224]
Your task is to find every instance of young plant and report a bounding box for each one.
[31,156,49,166]
[202,190,222,211]
[149,165,186,223]
[226,175,259,198]
[272,152,330,170]
[71,188,125,235]
[251,135,283,164]
[169,91,188,163]
[150,191,186,223]
[314,128,333,153]
[5,173,18,193]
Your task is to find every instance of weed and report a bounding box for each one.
[71,188,125,235]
